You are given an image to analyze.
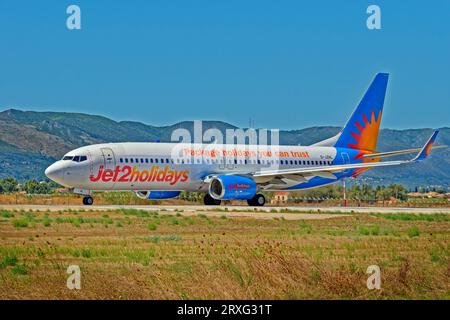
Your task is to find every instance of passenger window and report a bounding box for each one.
[125,158,128,163]
[161,159,164,163]
[130,158,134,163]
[150,159,154,163]
[140,158,144,163]
[290,160,293,165]
[155,159,159,163]
[145,159,148,163]
[119,158,123,163]
[166,159,169,163]
[135,158,139,163]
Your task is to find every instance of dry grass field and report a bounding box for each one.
[0,207,449,299]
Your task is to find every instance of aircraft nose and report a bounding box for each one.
[45,161,65,183]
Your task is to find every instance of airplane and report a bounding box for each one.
[45,73,441,206]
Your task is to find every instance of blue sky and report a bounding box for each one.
[0,0,449,129]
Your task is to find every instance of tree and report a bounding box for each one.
[22,180,53,194]
[0,178,19,193]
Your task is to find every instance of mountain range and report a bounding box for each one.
[0,109,448,189]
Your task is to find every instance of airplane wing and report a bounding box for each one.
[251,131,440,184]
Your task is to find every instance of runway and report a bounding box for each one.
[0,204,448,220]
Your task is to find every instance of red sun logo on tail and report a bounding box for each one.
[348,109,382,177]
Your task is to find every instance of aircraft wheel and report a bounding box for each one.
[204,194,221,205]
[83,196,94,206]
[247,194,265,206]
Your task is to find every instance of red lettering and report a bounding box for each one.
[102,169,114,182]
[89,166,104,182]
[118,166,132,182]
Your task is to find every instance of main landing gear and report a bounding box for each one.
[247,194,266,207]
[203,194,221,205]
[82,195,94,205]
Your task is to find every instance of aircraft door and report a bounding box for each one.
[100,147,117,189]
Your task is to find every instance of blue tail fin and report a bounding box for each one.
[334,73,389,152]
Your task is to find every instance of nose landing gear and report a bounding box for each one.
[82,196,94,205]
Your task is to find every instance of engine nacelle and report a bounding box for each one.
[209,175,257,200]
[135,191,181,200]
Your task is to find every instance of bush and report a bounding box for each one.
[408,227,420,238]
[12,219,29,228]
[43,217,51,227]
[11,264,29,275]
[0,210,14,218]
[0,255,18,269]
[81,249,92,258]
[147,223,157,231]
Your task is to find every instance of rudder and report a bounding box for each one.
[334,73,389,152]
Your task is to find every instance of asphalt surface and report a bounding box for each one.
[1,204,448,220]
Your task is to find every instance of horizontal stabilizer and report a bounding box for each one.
[362,145,446,159]
[251,131,440,180]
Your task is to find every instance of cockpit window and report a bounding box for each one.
[62,155,88,162]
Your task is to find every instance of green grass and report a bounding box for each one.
[0,255,18,269]
[408,227,420,238]
[299,221,313,234]
[0,210,15,218]
[124,249,155,266]
[376,213,450,222]
[147,222,158,231]
[358,225,381,236]
[139,234,182,243]
[81,248,93,258]
[119,208,156,218]
[42,217,52,227]
[12,219,29,228]
[11,264,29,275]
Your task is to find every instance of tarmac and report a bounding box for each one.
[0,204,448,220]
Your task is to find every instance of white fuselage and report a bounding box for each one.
[45,142,341,192]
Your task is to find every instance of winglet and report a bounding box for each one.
[412,131,439,161]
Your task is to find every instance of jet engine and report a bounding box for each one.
[135,191,181,200]
[208,175,257,200]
